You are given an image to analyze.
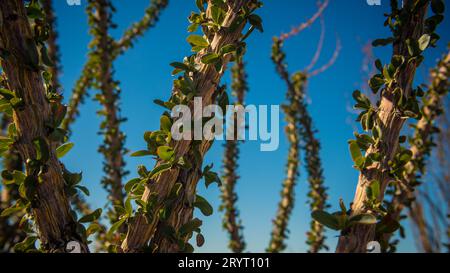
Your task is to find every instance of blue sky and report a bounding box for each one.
[53,0,450,252]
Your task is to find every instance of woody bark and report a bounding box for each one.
[336,0,428,253]
[0,0,87,252]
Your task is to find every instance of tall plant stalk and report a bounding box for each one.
[332,0,442,253]
[268,0,333,253]
[220,56,248,253]
[383,50,450,252]
[87,0,127,231]
[120,0,263,253]
[0,0,88,252]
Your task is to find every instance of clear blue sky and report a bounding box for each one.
[54,0,450,252]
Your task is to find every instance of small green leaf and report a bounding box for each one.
[311,210,340,230]
[130,150,153,157]
[78,208,102,223]
[160,115,172,132]
[187,34,208,47]
[201,53,220,64]
[125,178,141,193]
[75,185,90,196]
[196,233,205,247]
[349,213,377,225]
[194,195,213,216]
[418,34,431,51]
[157,146,174,161]
[349,141,364,169]
[56,142,74,158]
[1,205,23,217]
[179,218,202,236]
[372,37,394,47]
[108,218,126,237]
[248,14,263,32]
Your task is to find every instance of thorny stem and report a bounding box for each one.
[383,50,450,252]
[121,0,257,253]
[88,0,127,231]
[336,0,430,253]
[220,57,247,253]
[0,0,88,252]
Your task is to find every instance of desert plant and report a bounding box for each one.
[62,0,169,134]
[220,54,248,253]
[119,0,263,253]
[382,49,450,252]
[0,0,93,252]
[312,0,444,253]
[267,0,336,253]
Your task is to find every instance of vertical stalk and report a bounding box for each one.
[0,0,88,252]
[121,0,262,253]
[267,39,301,253]
[336,0,434,252]
[88,0,127,229]
[220,56,247,253]
[383,50,450,252]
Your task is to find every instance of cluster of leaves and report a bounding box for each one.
[220,55,248,253]
[312,0,445,251]
[118,0,263,253]
[0,0,99,252]
[383,48,450,252]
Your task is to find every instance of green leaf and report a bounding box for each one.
[179,218,202,236]
[34,137,49,162]
[160,115,172,132]
[406,38,421,56]
[125,198,133,216]
[0,88,15,100]
[369,74,385,94]
[372,37,394,47]
[63,168,82,186]
[56,142,74,158]
[187,34,208,47]
[203,164,221,188]
[369,180,380,200]
[349,213,377,225]
[194,195,213,216]
[157,146,174,161]
[311,210,340,230]
[201,53,220,65]
[78,208,102,223]
[196,233,205,247]
[1,205,23,217]
[130,150,153,157]
[125,178,141,193]
[374,59,383,72]
[418,34,431,51]
[211,5,225,25]
[248,14,263,32]
[107,218,126,237]
[14,236,37,253]
[75,185,90,196]
[349,141,364,169]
